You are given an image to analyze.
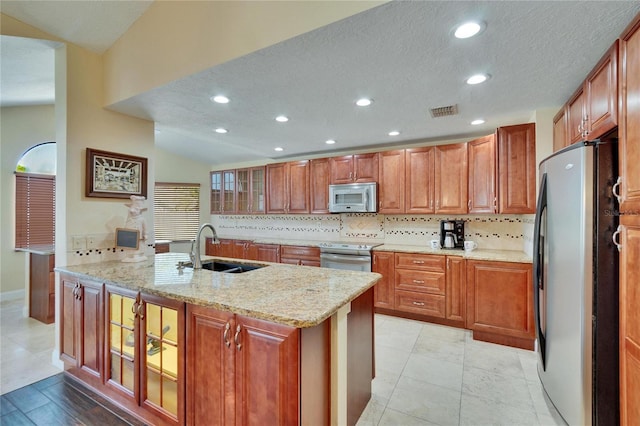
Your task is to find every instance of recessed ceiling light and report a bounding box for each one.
[388,131,400,136]
[325,139,336,145]
[214,128,228,134]
[466,74,489,85]
[454,22,482,39]
[274,147,284,152]
[211,95,229,104]
[356,98,373,107]
[275,115,289,122]
[471,119,485,125]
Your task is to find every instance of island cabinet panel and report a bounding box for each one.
[104,286,185,425]
[445,256,466,324]
[330,153,379,184]
[619,214,640,426]
[59,274,103,379]
[372,251,395,309]
[468,134,497,214]
[620,17,640,213]
[497,123,536,214]
[280,245,320,267]
[378,150,406,214]
[466,261,534,350]
[553,108,568,153]
[405,147,435,214]
[434,143,468,214]
[310,158,331,214]
[186,305,302,426]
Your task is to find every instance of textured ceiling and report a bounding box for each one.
[2,1,640,167]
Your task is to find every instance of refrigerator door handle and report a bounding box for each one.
[533,173,548,369]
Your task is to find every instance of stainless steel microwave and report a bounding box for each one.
[328,182,377,213]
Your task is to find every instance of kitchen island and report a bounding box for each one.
[56,253,380,426]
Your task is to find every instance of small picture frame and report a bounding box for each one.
[86,148,147,199]
[115,228,140,250]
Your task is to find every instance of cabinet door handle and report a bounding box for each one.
[131,301,137,316]
[412,260,425,264]
[468,199,471,211]
[612,225,622,252]
[412,280,425,284]
[349,172,353,180]
[137,302,145,320]
[612,176,622,204]
[223,322,231,348]
[234,324,242,351]
[494,197,497,214]
[353,172,357,181]
[412,301,425,306]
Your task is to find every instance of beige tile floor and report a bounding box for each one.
[0,299,61,395]
[358,315,566,426]
[0,298,566,425]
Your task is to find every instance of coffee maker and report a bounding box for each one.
[440,220,465,249]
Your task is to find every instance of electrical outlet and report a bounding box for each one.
[86,235,97,249]
[72,235,86,250]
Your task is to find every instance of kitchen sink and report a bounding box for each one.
[183,260,264,273]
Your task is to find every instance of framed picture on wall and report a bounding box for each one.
[85,148,148,199]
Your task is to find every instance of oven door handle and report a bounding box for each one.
[320,253,371,263]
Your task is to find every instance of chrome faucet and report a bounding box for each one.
[190,223,219,269]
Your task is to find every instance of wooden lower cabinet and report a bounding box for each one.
[247,242,280,262]
[445,256,466,324]
[60,274,103,379]
[394,253,446,318]
[466,260,534,350]
[372,251,394,309]
[30,253,55,324]
[619,214,640,425]
[280,245,320,267]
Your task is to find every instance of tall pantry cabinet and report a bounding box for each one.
[618,14,640,426]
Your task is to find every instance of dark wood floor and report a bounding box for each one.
[0,373,147,425]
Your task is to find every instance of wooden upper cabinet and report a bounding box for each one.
[585,40,618,140]
[620,17,640,213]
[287,160,310,213]
[498,123,536,214]
[405,147,435,214]
[266,161,309,214]
[566,86,586,144]
[468,134,497,214]
[434,143,468,214]
[553,108,568,152]
[330,153,378,184]
[378,150,406,214]
[310,158,330,214]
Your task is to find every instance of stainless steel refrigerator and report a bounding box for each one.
[533,140,619,426]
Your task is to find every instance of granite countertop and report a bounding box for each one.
[374,244,532,263]
[16,245,55,255]
[55,253,381,328]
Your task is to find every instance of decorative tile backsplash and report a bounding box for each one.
[212,213,536,251]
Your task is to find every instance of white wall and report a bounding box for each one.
[0,105,55,296]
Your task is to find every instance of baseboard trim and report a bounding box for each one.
[0,289,25,303]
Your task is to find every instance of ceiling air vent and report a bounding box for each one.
[429,104,458,118]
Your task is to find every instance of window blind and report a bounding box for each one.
[15,173,55,249]
[154,182,200,241]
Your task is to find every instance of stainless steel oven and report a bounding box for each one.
[319,242,381,272]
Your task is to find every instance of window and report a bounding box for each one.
[154,183,200,241]
[15,173,55,249]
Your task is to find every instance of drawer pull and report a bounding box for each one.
[412,301,425,306]
[412,280,425,284]
[412,260,425,264]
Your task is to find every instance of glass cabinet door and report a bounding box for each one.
[222,170,236,213]
[251,167,265,214]
[108,293,137,394]
[210,171,222,213]
[143,301,180,418]
[236,169,250,213]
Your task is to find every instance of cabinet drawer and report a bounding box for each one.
[395,290,445,318]
[280,245,320,260]
[395,253,445,271]
[395,269,445,295]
